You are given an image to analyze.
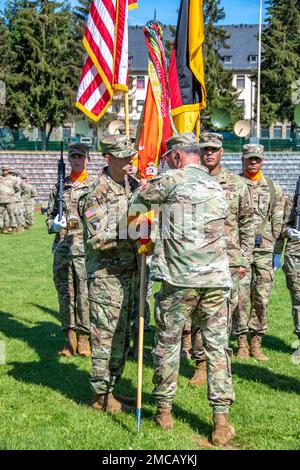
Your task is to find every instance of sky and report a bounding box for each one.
[0,0,268,25]
[128,0,268,26]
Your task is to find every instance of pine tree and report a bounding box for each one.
[0,0,79,147]
[260,0,300,128]
[203,0,243,130]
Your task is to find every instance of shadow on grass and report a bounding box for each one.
[233,362,300,394]
[30,303,59,322]
[0,310,91,406]
[262,334,292,354]
[112,377,212,438]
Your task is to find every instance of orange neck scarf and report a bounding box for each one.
[70,170,88,184]
[245,170,263,182]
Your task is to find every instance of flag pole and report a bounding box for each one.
[136,252,147,432]
[196,116,201,141]
[256,0,263,139]
[125,92,130,136]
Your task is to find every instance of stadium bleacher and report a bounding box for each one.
[0,151,300,202]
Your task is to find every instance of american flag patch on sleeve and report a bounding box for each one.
[85,206,97,219]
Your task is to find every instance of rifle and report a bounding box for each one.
[57,141,65,220]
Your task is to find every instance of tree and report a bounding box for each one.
[202,0,243,130]
[0,0,80,147]
[260,0,300,128]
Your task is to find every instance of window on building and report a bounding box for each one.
[137,100,144,112]
[63,127,71,140]
[286,126,292,139]
[273,126,282,139]
[223,56,232,64]
[236,99,245,109]
[236,75,245,89]
[261,128,270,139]
[129,55,134,65]
[249,55,258,63]
[112,101,120,113]
[137,75,145,89]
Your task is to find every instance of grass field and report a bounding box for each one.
[0,213,299,450]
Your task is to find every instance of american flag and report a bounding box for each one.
[76,0,135,121]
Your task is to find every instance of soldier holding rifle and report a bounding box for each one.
[46,143,92,357]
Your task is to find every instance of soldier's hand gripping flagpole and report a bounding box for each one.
[136,251,147,432]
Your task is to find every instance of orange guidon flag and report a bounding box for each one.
[135,21,174,180]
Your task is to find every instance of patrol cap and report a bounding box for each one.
[118,125,136,141]
[162,132,199,158]
[199,132,223,149]
[68,143,89,158]
[242,144,264,159]
[2,164,10,171]
[100,135,137,159]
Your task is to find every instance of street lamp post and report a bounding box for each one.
[257,0,263,139]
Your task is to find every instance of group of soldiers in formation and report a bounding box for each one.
[0,165,37,233]
[33,131,300,446]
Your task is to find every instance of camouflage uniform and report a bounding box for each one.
[46,148,92,336]
[79,136,138,397]
[22,180,37,228]
[192,133,255,362]
[235,144,285,337]
[130,133,234,415]
[0,166,19,232]
[277,196,300,340]
[10,172,26,230]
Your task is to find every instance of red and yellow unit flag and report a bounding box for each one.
[76,0,132,121]
[128,0,138,9]
[135,21,176,179]
[169,0,206,133]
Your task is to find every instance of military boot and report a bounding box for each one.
[12,227,18,234]
[92,393,134,413]
[212,413,235,446]
[180,332,192,360]
[2,228,10,234]
[250,333,269,361]
[154,407,174,430]
[58,329,77,357]
[189,360,207,387]
[77,333,91,357]
[236,334,250,359]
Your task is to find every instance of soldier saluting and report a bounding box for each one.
[46,143,92,357]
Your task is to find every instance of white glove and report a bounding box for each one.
[52,214,67,233]
[287,228,300,241]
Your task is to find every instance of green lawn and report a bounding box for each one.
[0,213,299,450]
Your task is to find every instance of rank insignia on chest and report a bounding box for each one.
[85,206,97,219]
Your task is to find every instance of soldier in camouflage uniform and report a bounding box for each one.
[188,133,255,387]
[130,133,235,446]
[79,135,139,414]
[21,176,37,229]
[0,165,19,234]
[276,196,300,364]
[10,170,26,232]
[235,144,285,361]
[46,143,92,357]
